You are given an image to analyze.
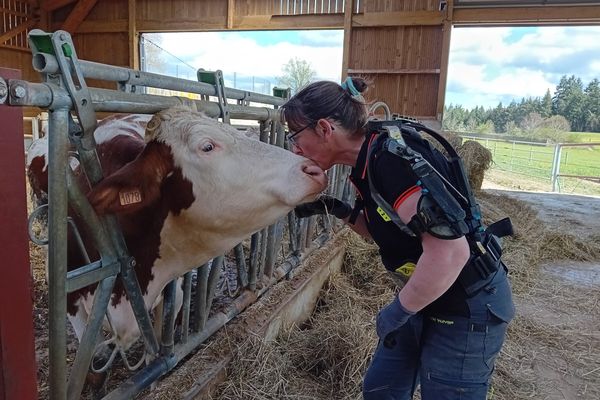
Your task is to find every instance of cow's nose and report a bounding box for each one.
[302,163,328,188]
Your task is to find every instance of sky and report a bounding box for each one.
[144,26,600,109]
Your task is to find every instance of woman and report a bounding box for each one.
[282,77,515,400]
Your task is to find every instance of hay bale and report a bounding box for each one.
[457,140,493,191]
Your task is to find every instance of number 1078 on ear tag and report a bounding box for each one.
[119,190,142,206]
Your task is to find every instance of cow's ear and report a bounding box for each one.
[88,142,174,215]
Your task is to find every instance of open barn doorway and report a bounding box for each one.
[139,30,343,97]
[443,25,600,196]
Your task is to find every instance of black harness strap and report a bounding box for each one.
[363,118,514,295]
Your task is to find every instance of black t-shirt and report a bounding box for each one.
[349,131,470,316]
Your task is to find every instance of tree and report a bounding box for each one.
[584,79,600,132]
[553,75,586,131]
[277,58,317,94]
[541,89,553,118]
[520,112,544,135]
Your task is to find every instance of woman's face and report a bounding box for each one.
[288,119,337,170]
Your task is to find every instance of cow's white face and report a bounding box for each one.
[149,108,327,233]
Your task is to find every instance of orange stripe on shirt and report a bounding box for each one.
[393,185,421,210]
[361,134,377,180]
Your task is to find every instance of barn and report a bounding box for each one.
[1,1,600,399]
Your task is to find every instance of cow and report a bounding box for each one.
[27,107,327,368]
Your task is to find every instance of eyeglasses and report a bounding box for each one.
[286,122,313,147]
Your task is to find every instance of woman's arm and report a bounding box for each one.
[343,211,372,239]
[395,191,470,312]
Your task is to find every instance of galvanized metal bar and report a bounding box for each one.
[101,355,176,400]
[298,217,308,253]
[7,80,282,121]
[257,228,268,280]
[31,52,285,107]
[248,233,260,290]
[47,107,69,400]
[160,280,177,357]
[181,272,193,344]
[66,260,119,293]
[263,223,277,278]
[233,243,248,288]
[193,264,209,332]
[305,216,316,248]
[287,211,299,255]
[66,276,117,400]
[205,256,224,313]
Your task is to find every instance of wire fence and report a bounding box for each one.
[461,135,600,196]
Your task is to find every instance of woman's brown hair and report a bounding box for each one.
[281,77,369,138]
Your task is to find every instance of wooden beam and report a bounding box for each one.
[0,7,29,18]
[140,13,345,32]
[453,5,600,26]
[128,0,138,69]
[352,10,443,27]
[341,0,353,79]
[232,13,344,30]
[0,20,36,44]
[227,0,235,30]
[348,68,441,74]
[0,43,31,53]
[62,0,99,33]
[54,19,127,33]
[41,0,77,12]
[436,0,454,122]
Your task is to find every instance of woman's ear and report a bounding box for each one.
[316,118,334,139]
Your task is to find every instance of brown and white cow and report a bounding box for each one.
[27,106,327,354]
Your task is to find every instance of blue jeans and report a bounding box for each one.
[363,269,515,400]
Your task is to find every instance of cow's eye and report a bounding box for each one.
[201,142,214,152]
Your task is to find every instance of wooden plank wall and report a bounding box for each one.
[0,0,41,83]
[347,0,444,121]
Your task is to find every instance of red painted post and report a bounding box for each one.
[0,68,38,400]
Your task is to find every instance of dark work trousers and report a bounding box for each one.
[363,268,515,400]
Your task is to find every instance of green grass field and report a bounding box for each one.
[463,137,600,195]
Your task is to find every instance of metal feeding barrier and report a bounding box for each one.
[1,29,353,400]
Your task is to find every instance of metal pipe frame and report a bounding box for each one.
[10,29,354,400]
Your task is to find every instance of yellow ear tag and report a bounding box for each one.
[395,262,416,277]
[119,189,142,206]
[376,206,392,222]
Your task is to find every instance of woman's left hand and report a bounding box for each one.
[376,295,415,348]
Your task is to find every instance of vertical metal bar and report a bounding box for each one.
[206,256,224,312]
[248,233,259,290]
[287,212,298,255]
[305,216,316,248]
[193,264,209,332]
[551,144,563,192]
[264,223,277,278]
[234,243,248,288]
[48,107,69,400]
[181,272,192,343]
[160,280,177,357]
[66,277,116,400]
[257,228,268,279]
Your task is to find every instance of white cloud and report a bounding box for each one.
[446,26,600,109]
[151,32,343,84]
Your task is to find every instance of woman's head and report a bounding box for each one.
[280,78,369,169]
[281,77,369,137]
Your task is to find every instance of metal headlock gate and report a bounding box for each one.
[0,30,353,400]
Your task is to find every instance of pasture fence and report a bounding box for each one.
[460,135,600,195]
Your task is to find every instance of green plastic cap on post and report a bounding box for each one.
[273,87,290,100]
[197,69,217,85]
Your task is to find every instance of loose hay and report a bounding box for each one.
[212,191,600,400]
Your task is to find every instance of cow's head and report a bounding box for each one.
[88,107,327,239]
